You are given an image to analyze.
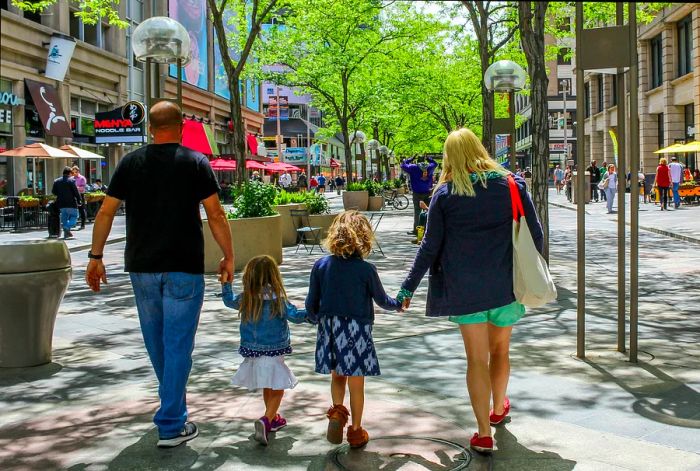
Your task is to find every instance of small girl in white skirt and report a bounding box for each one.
[221,255,309,445]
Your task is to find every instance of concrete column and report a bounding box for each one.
[602,75,615,166]
[694,7,700,146]
[10,80,26,195]
[638,37,657,174]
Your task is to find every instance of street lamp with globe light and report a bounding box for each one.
[484,59,527,171]
[132,17,190,115]
[350,131,366,179]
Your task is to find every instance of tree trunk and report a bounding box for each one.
[340,121,354,180]
[519,1,550,261]
[480,49,494,156]
[228,80,247,186]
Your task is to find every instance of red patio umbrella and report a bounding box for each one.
[209,159,237,170]
[246,160,267,170]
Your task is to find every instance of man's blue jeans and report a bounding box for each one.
[672,182,681,206]
[129,272,205,439]
[59,208,78,233]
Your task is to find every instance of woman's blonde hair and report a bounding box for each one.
[239,255,287,323]
[324,210,373,258]
[436,128,509,197]
[608,164,616,172]
[659,158,667,165]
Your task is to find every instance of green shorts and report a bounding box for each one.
[449,301,525,327]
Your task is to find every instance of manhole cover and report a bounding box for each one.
[329,436,472,470]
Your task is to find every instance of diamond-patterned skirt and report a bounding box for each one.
[315,316,381,377]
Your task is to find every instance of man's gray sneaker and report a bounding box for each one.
[157,422,199,448]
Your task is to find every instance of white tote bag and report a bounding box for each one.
[508,175,557,308]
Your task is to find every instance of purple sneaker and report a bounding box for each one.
[254,416,271,445]
[270,414,287,432]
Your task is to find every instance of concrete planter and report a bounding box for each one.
[343,191,368,211]
[367,195,384,211]
[305,213,339,241]
[203,214,282,273]
[0,240,72,367]
[275,203,306,247]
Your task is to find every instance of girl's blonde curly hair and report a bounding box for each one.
[324,210,373,258]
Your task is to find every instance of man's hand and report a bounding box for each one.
[402,298,411,311]
[86,259,107,292]
[218,257,234,283]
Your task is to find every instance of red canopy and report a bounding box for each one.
[265,162,303,172]
[246,160,267,170]
[330,158,341,168]
[209,159,236,170]
[183,120,215,155]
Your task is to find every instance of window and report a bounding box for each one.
[69,9,107,49]
[685,104,695,140]
[71,97,100,137]
[657,113,664,149]
[650,35,663,89]
[1,0,9,11]
[23,1,42,24]
[678,15,693,77]
[584,82,591,118]
[596,75,603,112]
[611,75,617,106]
[557,16,571,33]
[557,48,571,65]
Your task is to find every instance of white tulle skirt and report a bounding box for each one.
[231,355,298,391]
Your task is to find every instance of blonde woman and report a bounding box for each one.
[603,164,618,213]
[398,128,543,453]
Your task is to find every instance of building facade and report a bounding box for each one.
[0,0,264,196]
[582,4,699,174]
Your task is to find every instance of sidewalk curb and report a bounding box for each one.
[69,236,127,253]
[550,201,700,245]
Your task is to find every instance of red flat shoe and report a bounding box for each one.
[470,433,493,453]
[489,397,510,425]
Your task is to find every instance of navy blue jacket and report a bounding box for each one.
[401,174,543,316]
[305,255,401,323]
[51,176,80,209]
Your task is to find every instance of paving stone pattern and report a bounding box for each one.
[1,194,699,470]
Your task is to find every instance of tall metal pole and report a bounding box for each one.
[628,2,640,363]
[509,91,516,171]
[306,123,311,183]
[616,3,627,354]
[562,82,568,163]
[145,58,151,144]
[575,2,586,359]
[276,86,282,162]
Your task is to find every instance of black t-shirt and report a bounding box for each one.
[107,144,220,274]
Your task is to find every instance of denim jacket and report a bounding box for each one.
[222,283,307,352]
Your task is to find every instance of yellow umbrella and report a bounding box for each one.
[676,141,700,152]
[653,143,686,154]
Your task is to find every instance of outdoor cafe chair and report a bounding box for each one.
[366,212,385,257]
[290,209,324,255]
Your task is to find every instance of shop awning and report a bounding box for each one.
[60,145,104,159]
[677,141,700,152]
[654,143,686,154]
[25,79,72,138]
[330,158,341,168]
[183,119,219,155]
[262,118,317,138]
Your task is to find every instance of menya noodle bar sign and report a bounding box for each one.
[94,101,146,144]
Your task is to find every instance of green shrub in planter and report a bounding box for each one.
[346,182,365,192]
[362,180,383,197]
[229,181,278,219]
[304,191,330,215]
[275,190,307,205]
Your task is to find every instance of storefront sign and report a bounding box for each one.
[25,79,72,137]
[94,102,146,144]
[549,143,571,152]
[284,147,307,163]
[45,33,77,82]
[0,108,12,125]
[0,92,24,106]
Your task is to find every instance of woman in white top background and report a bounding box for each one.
[604,164,618,214]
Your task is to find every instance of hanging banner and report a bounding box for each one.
[169,0,208,89]
[45,33,76,82]
[25,79,72,137]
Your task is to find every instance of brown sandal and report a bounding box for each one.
[347,426,369,448]
[326,404,349,444]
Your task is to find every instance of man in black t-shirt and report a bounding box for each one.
[587,160,601,202]
[86,101,234,448]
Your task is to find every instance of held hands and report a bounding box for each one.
[218,257,234,284]
[396,288,413,313]
[86,259,107,292]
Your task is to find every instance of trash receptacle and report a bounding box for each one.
[572,171,591,204]
[0,240,72,367]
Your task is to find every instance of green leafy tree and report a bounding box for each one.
[12,0,127,27]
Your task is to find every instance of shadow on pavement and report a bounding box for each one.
[494,427,576,470]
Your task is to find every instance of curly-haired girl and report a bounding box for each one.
[305,210,402,448]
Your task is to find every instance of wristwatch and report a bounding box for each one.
[88,251,103,260]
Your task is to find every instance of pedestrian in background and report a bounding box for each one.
[587,160,601,202]
[669,156,683,209]
[51,166,81,239]
[399,128,543,454]
[86,101,234,448]
[317,174,326,193]
[297,172,308,191]
[401,155,437,235]
[553,164,564,194]
[72,166,87,230]
[599,161,608,202]
[335,175,344,195]
[655,158,672,211]
[603,164,617,213]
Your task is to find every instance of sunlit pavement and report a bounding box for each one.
[1,195,699,470]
